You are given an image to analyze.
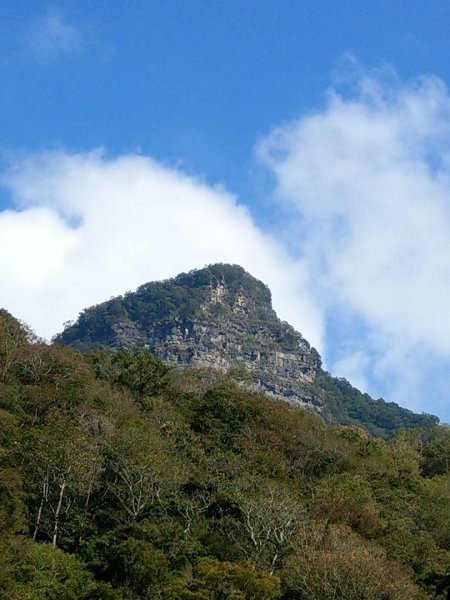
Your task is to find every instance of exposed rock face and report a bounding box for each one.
[142,282,321,410]
[55,264,323,411]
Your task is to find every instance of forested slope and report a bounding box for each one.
[316,371,439,437]
[1,309,450,599]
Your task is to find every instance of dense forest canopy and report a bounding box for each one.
[1,309,450,598]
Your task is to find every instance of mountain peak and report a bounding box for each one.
[157,263,273,312]
[55,264,321,410]
[174,263,271,297]
[54,263,439,435]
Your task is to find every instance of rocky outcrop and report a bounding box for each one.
[145,286,321,409]
[55,264,323,412]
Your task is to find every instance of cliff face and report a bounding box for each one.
[56,264,323,412]
[139,280,321,410]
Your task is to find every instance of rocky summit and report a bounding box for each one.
[56,264,323,411]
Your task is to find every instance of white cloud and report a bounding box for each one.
[0,150,323,349]
[257,67,450,417]
[27,9,81,60]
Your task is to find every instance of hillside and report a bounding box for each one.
[55,263,439,436]
[0,308,449,599]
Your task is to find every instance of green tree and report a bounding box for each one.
[282,522,422,600]
[230,478,303,572]
[106,421,185,520]
[22,420,103,547]
[312,473,381,536]
[3,541,100,600]
[112,538,169,599]
[164,559,281,600]
[422,426,450,476]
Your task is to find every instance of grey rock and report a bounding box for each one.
[56,264,324,412]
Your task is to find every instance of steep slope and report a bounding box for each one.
[55,264,439,433]
[55,264,323,412]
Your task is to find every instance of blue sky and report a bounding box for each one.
[2,1,450,422]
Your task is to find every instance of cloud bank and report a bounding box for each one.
[0,151,322,349]
[257,68,450,416]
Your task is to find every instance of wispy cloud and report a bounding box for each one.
[27,9,82,61]
[257,64,450,417]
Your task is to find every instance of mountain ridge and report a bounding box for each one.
[55,263,439,435]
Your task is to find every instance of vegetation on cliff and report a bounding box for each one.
[55,264,273,352]
[55,264,439,436]
[1,309,450,598]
